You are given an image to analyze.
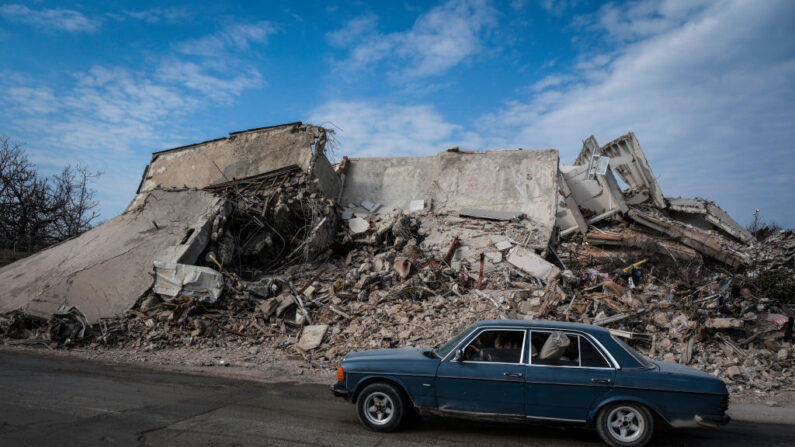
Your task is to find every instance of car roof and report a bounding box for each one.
[474,319,611,336]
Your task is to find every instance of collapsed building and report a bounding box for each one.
[1,122,792,395]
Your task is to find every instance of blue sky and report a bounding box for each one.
[1,0,793,227]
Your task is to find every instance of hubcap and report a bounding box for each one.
[607,406,645,443]
[363,392,394,426]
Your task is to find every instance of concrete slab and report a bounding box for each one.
[0,190,226,323]
[628,209,748,267]
[130,123,340,211]
[152,261,224,303]
[506,246,561,282]
[296,324,328,351]
[666,197,753,243]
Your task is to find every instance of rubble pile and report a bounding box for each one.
[203,166,338,277]
[1,123,792,397]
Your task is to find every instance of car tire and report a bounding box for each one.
[356,383,406,432]
[596,402,654,447]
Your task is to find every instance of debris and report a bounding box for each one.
[48,306,88,345]
[726,365,743,378]
[153,261,224,303]
[348,217,369,234]
[705,318,744,330]
[459,209,525,221]
[296,324,328,351]
[506,246,560,282]
[409,200,425,212]
[393,257,412,280]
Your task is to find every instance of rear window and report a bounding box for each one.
[611,334,654,368]
[529,331,611,368]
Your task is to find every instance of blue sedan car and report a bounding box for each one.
[331,319,730,447]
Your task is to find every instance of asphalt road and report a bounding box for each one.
[0,352,793,446]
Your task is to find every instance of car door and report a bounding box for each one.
[524,330,615,421]
[435,328,526,415]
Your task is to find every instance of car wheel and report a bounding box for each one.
[356,383,406,432]
[596,402,654,447]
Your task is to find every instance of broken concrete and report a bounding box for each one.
[585,228,703,264]
[556,173,589,236]
[559,163,628,231]
[138,123,329,193]
[341,149,560,248]
[0,189,226,323]
[666,197,753,243]
[628,209,748,267]
[506,246,561,282]
[152,261,224,303]
[576,133,666,208]
[297,324,328,351]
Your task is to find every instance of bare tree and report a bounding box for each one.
[50,165,102,241]
[0,135,102,254]
[0,136,50,252]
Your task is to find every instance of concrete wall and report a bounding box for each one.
[432,150,559,231]
[311,150,342,201]
[341,156,435,210]
[341,149,560,243]
[139,123,325,193]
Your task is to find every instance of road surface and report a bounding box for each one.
[0,351,793,446]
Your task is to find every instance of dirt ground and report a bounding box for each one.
[3,344,792,408]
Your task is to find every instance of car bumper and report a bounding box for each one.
[695,413,731,428]
[330,383,351,401]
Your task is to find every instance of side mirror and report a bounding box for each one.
[453,349,463,362]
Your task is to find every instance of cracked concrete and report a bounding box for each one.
[0,190,226,323]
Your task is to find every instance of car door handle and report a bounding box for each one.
[591,378,612,384]
[504,372,523,377]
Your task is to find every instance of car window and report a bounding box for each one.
[611,334,654,368]
[530,331,613,368]
[531,331,579,366]
[579,336,610,368]
[436,324,476,358]
[462,330,524,363]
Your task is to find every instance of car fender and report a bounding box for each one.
[588,393,670,424]
[349,373,422,407]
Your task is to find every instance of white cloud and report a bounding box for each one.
[328,0,499,81]
[326,13,378,47]
[530,74,574,91]
[584,0,713,42]
[156,61,263,102]
[176,21,276,57]
[5,86,57,114]
[479,0,795,225]
[120,8,193,24]
[539,0,579,16]
[309,100,483,159]
[0,4,100,33]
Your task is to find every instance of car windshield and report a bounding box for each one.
[434,324,476,358]
[611,334,654,368]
